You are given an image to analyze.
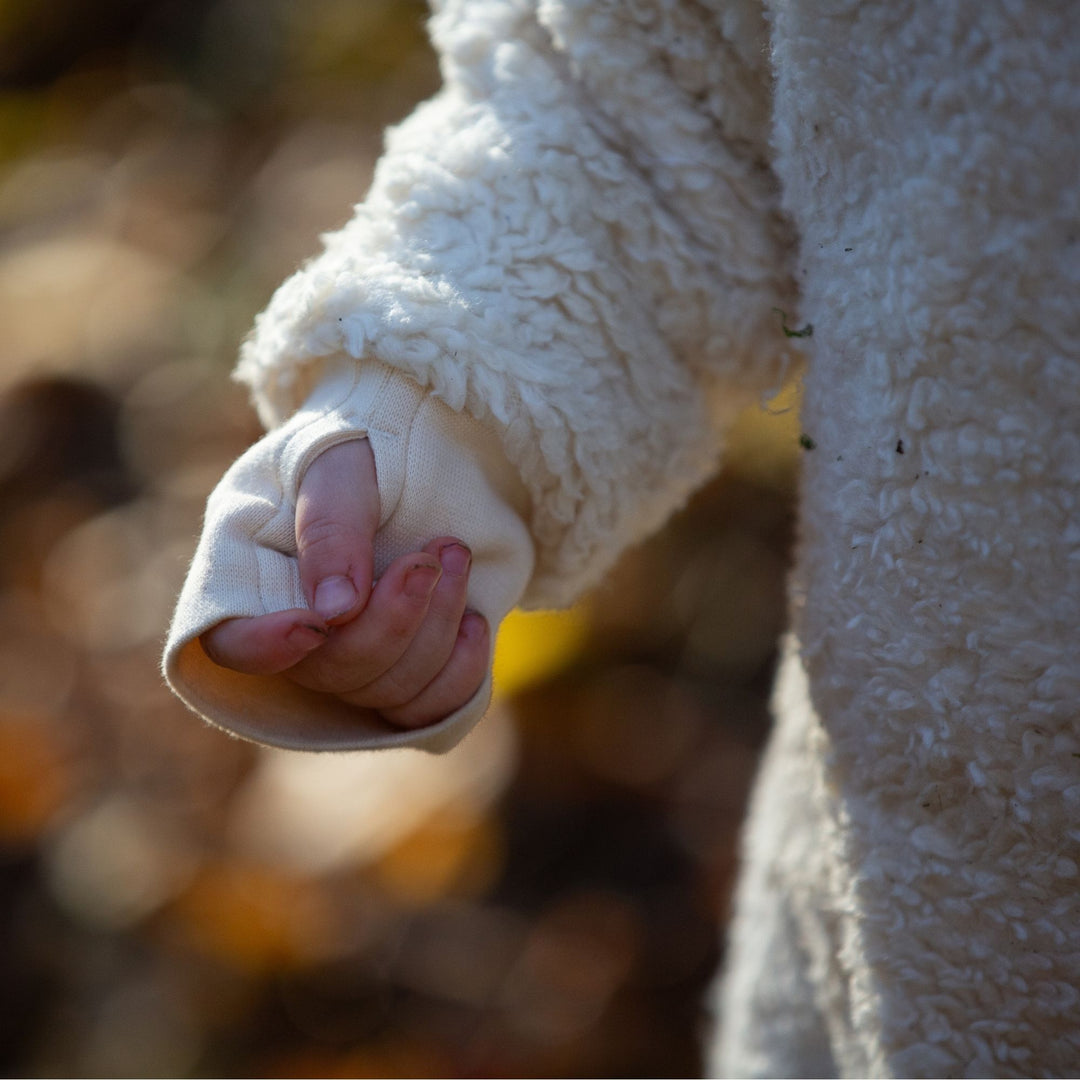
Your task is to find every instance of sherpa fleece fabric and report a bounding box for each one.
[165,1,1080,1075]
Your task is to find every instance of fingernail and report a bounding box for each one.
[314,575,357,619]
[460,610,487,639]
[404,562,442,599]
[287,623,328,653]
[439,541,472,578]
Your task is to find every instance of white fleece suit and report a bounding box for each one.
[164,2,1080,1075]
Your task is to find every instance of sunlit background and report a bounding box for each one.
[0,2,802,1075]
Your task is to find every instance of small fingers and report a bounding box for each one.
[199,589,491,733]
[296,439,379,624]
[342,538,472,709]
[286,550,444,694]
[201,514,490,733]
[380,612,491,730]
[201,610,328,676]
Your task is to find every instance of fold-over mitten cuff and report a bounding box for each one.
[163,357,534,754]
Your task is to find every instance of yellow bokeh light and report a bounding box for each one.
[491,606,590,699]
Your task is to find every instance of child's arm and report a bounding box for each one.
[165,1,797,753]
[239,0,794,602]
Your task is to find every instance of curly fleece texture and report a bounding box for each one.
[716,3,1080,1077]
[235,0,794,608]
[192,0,1080,1075]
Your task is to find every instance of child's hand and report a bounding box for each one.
[198,440,490,730]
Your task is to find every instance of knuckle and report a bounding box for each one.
[352,668,417,710]
[376,667,419,707]
[382,663,484,730]
[296,515,356,559]
[383,689,459,729]
[290,651,361,695]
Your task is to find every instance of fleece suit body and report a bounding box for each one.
[164,1,1080,1075]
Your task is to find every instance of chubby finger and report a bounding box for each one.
[286,550,443,694]
[379,612,491,730]
[341,538,472,709]
[296,439,380,624]
[201,610,328,676]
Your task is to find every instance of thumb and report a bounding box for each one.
[296,438,380,624]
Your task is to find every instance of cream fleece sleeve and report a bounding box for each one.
[166,0,797,753]
[234,0,796,610]
[164,356,533,754]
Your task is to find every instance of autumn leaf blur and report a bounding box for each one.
[0,2,799,1076]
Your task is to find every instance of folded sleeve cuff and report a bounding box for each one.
[163,357,534,754]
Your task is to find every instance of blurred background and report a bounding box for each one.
[0,1,801,1075]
